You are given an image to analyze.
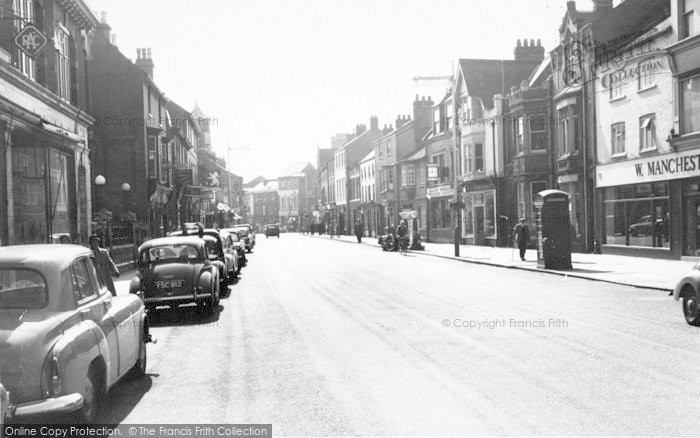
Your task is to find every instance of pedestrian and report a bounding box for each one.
[353,219,364,243]
[89,235,120,295]
[397,219,409,255]
[512,218,530,261]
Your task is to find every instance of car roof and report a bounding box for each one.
[0,244,91,270]
[139,236,204,251]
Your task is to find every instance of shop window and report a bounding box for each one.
[682,75,700,134]
[484,191,495,237]
[529,115,547,150]
[611,122,626,155]
[12,147,46,243]
[463,195,473,235]
[604,182,670,248]
[517,183,527,220]
[682,0,696,39]
[639,115,657,151]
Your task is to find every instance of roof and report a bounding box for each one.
[592,0,669,44]
[340,128,383,164]
[317,148,334,169]
[400,146,427,162]
[458,58,541,109]
[138,236,206,251]
[0,245,91,270]
[529,57,552,88]
[359,149,375,164]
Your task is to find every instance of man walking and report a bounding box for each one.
[353,219,364,243]
[90,235,120,295]
[513,218,531,261]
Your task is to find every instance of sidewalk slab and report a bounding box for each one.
[309,234,690,292]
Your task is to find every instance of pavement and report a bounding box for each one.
[104,234,699,436]
[309,233,693,292]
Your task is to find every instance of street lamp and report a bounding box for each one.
[94,174,106,211]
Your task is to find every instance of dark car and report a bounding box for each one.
[264,224,280,238]
[130,236,221,313]
[168,229,233,289]
[232,228,253,252]
[221,228,247,267]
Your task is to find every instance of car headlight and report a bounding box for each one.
[41,355,61,398]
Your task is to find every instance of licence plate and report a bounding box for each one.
[154,280,184,288]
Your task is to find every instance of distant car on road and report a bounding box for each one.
[0,244,150,423]
[673,263,700,326]
[264,224,280,238]
[132,236,221,313]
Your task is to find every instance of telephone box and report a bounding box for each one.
[534,190,572,270]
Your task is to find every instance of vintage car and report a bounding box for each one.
[672,263,700,326]
[223,229,247,268]
[218,230,240,277]
[168,229,233,288]
[0,244,150,423]
[1,382,8,428]
[131,237,221,311]
[232,227,254,252]
[264,224,280,238]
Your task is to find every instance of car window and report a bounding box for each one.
[72,258,97,302]
[0,268,48,309]
[89,256,109,292]
[147,244,201,263]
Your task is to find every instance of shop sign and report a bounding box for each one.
[597,149,700,188]
[175,169,194,186]
[427,184,455,198]
[427,164,439,181]
[14,24,48,58]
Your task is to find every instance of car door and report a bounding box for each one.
[89,255,138,377]
[71,256,120,385]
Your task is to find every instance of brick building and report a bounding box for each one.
[0,0,98,245]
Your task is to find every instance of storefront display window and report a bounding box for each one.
[462,189,496,239]
[12,147,46,243]
[463,195,473,235]
[49,149,72,236]
[603,183,670,249]
[430,199,450,229]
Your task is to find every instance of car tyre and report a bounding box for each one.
[77,366,101,423]
[682,288,699,326]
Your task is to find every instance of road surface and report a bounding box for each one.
[104,234,699,436]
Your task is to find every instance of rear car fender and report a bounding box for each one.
[198,270,213,291]
[674,279,698,301]
[51,320,110,395]
[129,276,141,294]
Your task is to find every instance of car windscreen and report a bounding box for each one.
[0,268,48,309]
[230,233,240,242]
[236,229,248,236]
[146,244,201,263]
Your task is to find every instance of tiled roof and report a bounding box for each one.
[459,58,541,109]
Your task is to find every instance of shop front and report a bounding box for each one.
[426,184,454,243]
[462,187,497,246]
[595,150,696,259]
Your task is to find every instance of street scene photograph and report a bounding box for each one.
[0,0,699,436]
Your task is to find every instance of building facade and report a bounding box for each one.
[0,0,98,245]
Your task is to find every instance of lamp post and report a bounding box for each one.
[94,174,107,248]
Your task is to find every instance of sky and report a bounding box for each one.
[85,0,616,182]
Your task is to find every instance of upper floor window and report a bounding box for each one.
[378,145,383,159]
[402,164,416,186]
[159,139,168,184]
[464,144,472,175]
[387,142,392,157]
[514,117,524,154]
[682,0,696,39]
[557,105,578,156]
[433,108,441,133]
[610,77,624,100]
[640,114,657,151]
[529,115,547,150]
[147,135,157,178]
[682,75,700,134]
[13,0,36,80]
[638,59,657,90]
[611,122,626,155]
[55,24,70,101]
[474,143,484,173]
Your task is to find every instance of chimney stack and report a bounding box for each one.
[97,11,111,42]
[592,0,613,13]
[514,38,544,62]
[135,47,155,79]
[370,115,379,131]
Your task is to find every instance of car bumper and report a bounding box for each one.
[144,292,212,303]
[4,392,83,423]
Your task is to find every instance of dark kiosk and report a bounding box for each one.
[534,190,572,270]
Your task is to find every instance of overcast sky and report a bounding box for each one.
[86,0,617,182]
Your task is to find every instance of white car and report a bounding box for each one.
[673,262,700,326]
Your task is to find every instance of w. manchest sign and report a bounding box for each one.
[597,149,700,188]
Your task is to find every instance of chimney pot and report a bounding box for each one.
[530,39,535,47]
[136,48,141,59]
[537,39,542,47]
[524,39,529,47]
[517,39,521,47]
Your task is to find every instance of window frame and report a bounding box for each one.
[529,114,547,151]
[639,114,657,151]
[611,122,626,155]
[54,22,71,101]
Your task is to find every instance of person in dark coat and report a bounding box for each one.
[353,219,364,243]
[89,235,119,295]
[512,218,531,261]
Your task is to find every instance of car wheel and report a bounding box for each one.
[132,327,147,377]
[77,366,101,423]
[682,288,699,326]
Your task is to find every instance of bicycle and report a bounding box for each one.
[398,235,409,255]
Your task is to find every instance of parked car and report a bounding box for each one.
[628,215,653,237]
[1,383,8,428]
[233,228,253,252]
[221,229,247,267]
[131,236,221,312]
[0,244,150,423]
[264,224,280,238]
[235,224,256,249]
[672,263,700,326]
[218,230,240,278]
[168,229,233,288]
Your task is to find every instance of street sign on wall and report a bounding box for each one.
[14,24,48,58]
[427,184,455,198]
[175,169,194,186]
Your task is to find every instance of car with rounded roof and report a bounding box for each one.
[0,244,149,423]
[673,262,700,326]
[131,236,221,312]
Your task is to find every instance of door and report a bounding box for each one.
[474,205,485,244]
[71,256,120,383]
